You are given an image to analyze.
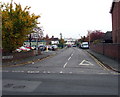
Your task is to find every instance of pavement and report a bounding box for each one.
[87,49,120,73]
[2,51,56,67]
[2,48,67,67]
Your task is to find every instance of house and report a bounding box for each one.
[51,38,59,45]
[43,36,59,45]
[89,0,120,60]
[64,38,76,45]
[103,31,113,43]
[110,0,120,43]
[24,40,46,47]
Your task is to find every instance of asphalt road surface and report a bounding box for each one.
[2,47,118,95]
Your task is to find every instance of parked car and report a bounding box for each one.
[72,45,77,47]
[31,45,37,50]
[25,46,34,50]
[67,45,71,48]
[80,42,89,49]
[47,45,53,50]
[52,45,58,51]
[16,46,31,52]
[38,45,46,51]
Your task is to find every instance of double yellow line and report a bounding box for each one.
[87,51,120,74]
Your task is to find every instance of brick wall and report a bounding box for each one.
[90,43,120,60]
[111,2,120,43]
[2,50,41,62]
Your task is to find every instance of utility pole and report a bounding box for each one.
[88,31,91,45]
[60,33,62,39]
[29,34,32,48]
[60,33,63,48]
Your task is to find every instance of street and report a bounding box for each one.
[2,47,118,95]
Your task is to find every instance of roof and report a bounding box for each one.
[103,31,112,40]
[110,0,120,13]
[51,38,59,41]
[110,2,115,13]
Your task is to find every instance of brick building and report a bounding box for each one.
[89,1,120,60]
[110,0,120,43]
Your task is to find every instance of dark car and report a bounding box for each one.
[72,45,77,47]
[38,45,46,51]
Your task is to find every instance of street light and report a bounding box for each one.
[29,34,32,48]
[88,31,91,45]
[60,33,62,39]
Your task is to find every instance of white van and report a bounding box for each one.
[80,42,89,49]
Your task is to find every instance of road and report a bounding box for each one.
[2,47,118,95]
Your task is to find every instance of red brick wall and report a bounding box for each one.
[2,50,41,62]
[104,44,120,60]
[12,51,34,59]
[90,43,104,54]
[111,2,120,43]
[118,2,120,43]
[90,43,120,60]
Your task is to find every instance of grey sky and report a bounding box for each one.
[2,0,113,39]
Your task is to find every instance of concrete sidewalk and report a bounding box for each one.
[87,49,120,73]
[2,51,57,67]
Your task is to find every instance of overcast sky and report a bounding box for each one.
[2,0,113,39]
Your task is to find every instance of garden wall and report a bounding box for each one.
[2,50,41,62]
[90,43,120,60]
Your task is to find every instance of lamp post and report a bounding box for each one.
[88,32,90,45]
[88,31,91,46]
[29,34,32,48]
[36,33,39,55]
[60,33,63,48]
[60,33,62,39]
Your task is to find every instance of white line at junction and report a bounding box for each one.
[68,57,71,61]
[63,62,68,68]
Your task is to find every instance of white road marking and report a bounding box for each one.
[98,73,109,75]
[12,71,19,73]
[32,62,35,64]
[79,60,94,66]
[68,57,71,61]
[69,72,72,74]
[3,70,9,72]
[71,53,73,56]
[43,71,46,73]
[63,52,74,68]
[47,71,50,73]
[63,62,68,68]
[60,71,63,73]
[27,70,40,74]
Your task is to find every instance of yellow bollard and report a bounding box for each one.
[46,46,48,52]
